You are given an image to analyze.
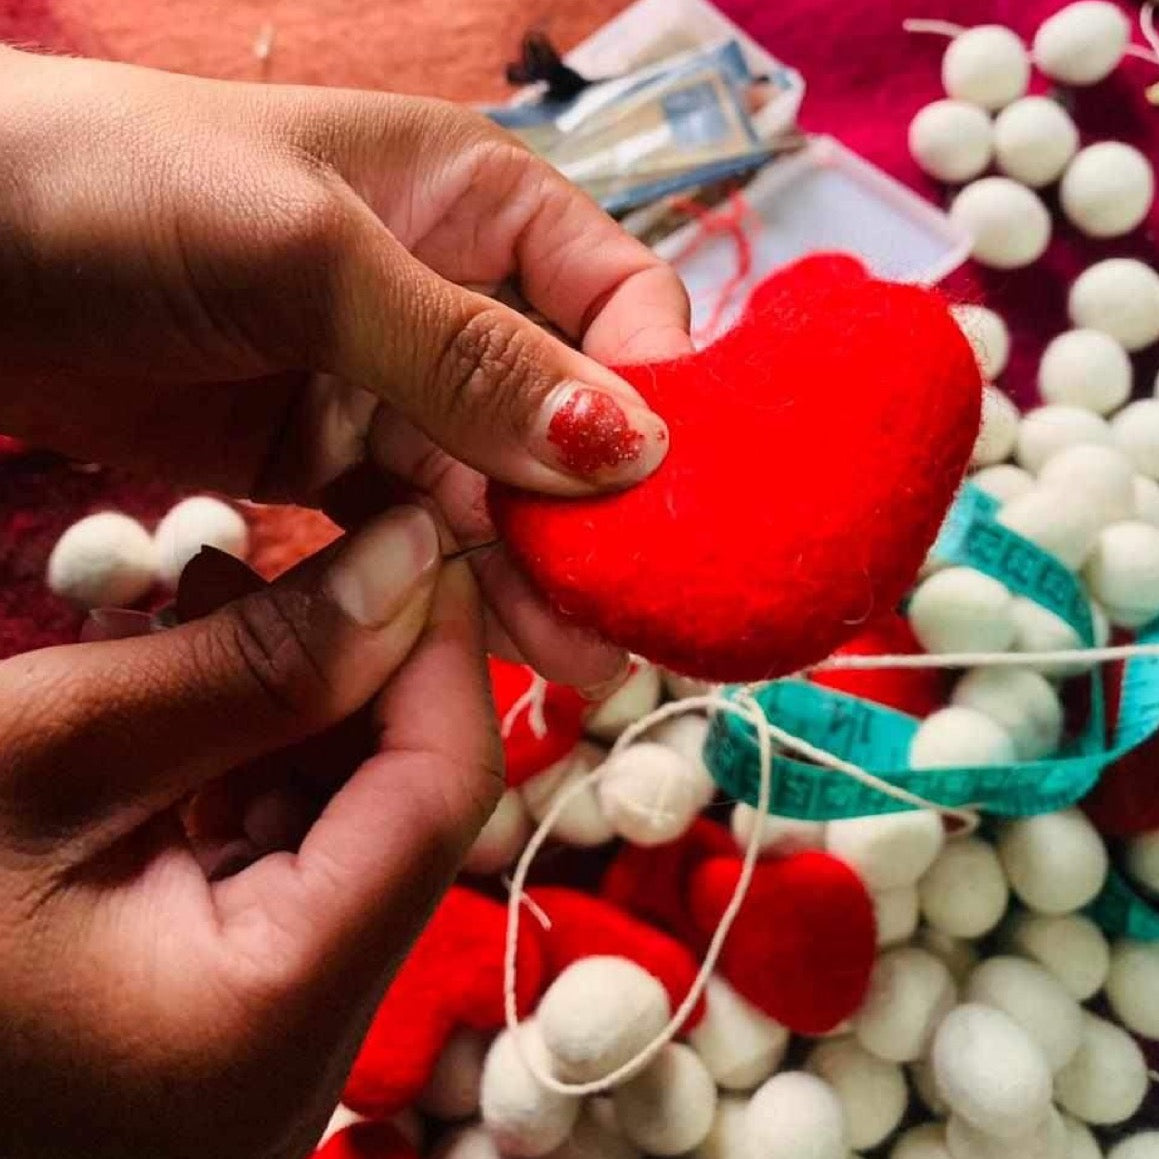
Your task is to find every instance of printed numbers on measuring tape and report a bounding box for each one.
[704,483,1159,823]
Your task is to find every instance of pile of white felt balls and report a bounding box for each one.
[44,494,251,608]
[320,656,1159,1159]
[907,2,1155,265]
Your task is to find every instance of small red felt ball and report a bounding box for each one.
[689,851,877,1034]
[489,255,981,682]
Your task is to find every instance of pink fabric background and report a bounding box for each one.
[2,0,1158,656]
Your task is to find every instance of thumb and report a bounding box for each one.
[319,197,670,496]
[0,506,441,851]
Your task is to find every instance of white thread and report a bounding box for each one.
[1124,43,1159,64]
[502,692,974,1097]
[1142,1,1159,61]
[811,641,1159,672]
[501,674,549,740]
[501,875,553,931]
[902,17,967,38]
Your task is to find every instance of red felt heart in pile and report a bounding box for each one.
[689,850,877,1035]
[488,657,589,788]
[810,609,945,718]
[489,254,981,682]
[343,887,546,1117]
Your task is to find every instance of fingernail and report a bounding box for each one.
[80,608,157,642]
[326,505,440,628]
[534,383,668,484]
[580,654,633,701]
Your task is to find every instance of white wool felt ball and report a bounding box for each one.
[1115,400,1159,480]
[993,96,1079,187]
[647,715,715,809]
[953,304,1012,381]
[612,1043,716,1156]
[918,836,1010,938]
[596,742,704,847]
[730,802,825,857]
[909,706,1017,770]
[1055,1011,1148,1125]
[586,664,662,741]
[806,1037,908,1150]
[537,956,669,1083]
[964,955,1083,1071]
[1016,405,1112,474]
[481,1022,580,1157]
[950,177,1051,268]
[688,975,790,1091]
[943,25,1031,110]
[1106,940,1159,1039]
[1002,911,1110,1001]
[1039,444,1137,528]
[1062,1115,1104,1159]
[825,810,944,891]
[745,1071,850,1159]
[997,810,1108,915]
[909,1058,949,1115]
[1033,1,1130,84]
[1070,259,1159,351]
[154,495,249,590]
[464,789,531,876]
[997,483,1103,570]
[522,742,615,848]
[931,1003,1053,1138]
[891,1123,952,1159]
[971,463,1035,503]
[663,670,717,699]
[1061,142,1155,239]
[1038,330,1132,416]
[1084,520,1159,627]
[950,667,1063,761]
[1109,1134,1159,1159]
[909,100,994,183]
[1010,596,1109,679]
[547,1099,640,1159]
[1126,830,1159,893]
[908,568,1015,654]
[873,885,919,947]
[693,1097,748,1159]
[46,511,158,609]
[971,387,1021,468]
[916,926,980,986]
[945,1106,1066,1159]
[419,1027,489,1120]
[852,946,956,1063]
[1134,474,1159,528]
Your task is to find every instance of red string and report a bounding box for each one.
[668,192,756,343]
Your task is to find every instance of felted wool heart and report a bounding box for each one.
[489,255,981,682]
[343,886,545,1117]
[689,851,876,1034]
[489,657,589,788]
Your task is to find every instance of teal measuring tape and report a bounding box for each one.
[704,483,1159,822]
[1087,868,1159,941]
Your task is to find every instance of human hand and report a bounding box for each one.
[0,46,692,689]
[0,505,503,1159]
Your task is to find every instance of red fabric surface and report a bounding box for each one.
[491,255,981,681]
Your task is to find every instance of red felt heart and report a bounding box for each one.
[489,657,589,788]
[689,851,877,1035]
[489,255,981,682]
[343,886,545,1117]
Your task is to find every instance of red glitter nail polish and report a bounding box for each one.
[547,388,645,476]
